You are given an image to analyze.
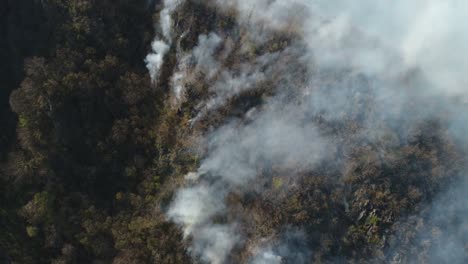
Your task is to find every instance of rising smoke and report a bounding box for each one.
[145,0,185,82]
[146,0,468,263]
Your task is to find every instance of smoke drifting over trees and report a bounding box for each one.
[1,0,467,263]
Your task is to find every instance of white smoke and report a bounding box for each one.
[251,250,282,264]
[167,184,226,237]
[211,0,468,99]
[168,98,331,262]
[169,33,223,107]
[191,225,240,264]
[170,30,296,114]
[306,0,468,98]
[250,230,311,264]
[145,40,170,81]
[192,33,223,79]
[386,176,468,264]
[146,0,468,263]
[145,0,185,82]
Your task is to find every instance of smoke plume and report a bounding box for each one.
[145,0,185,82]
[147,0,468,263]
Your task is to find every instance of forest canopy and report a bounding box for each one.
[1,1,467,264]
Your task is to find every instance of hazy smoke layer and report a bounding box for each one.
[147,0,468,263]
